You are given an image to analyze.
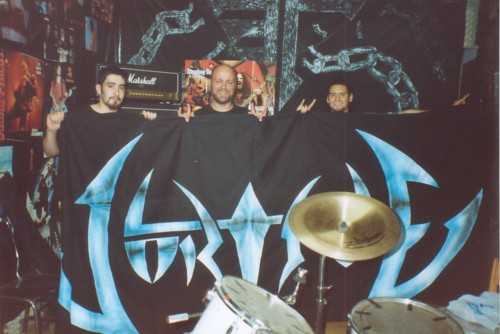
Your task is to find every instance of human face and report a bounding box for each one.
[192,76,207,96]
[211,66,236,107]
[236,73,244,90]
[96,74,126,111]
[326,84,353,112]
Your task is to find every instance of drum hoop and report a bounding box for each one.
[214,276,269,331]
[349,297,464,334]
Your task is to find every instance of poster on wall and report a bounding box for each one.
[183,59,276,115]
[3,51,45,135]
[0,0,30,44]
[84,16,97,52]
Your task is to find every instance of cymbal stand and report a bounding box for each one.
[315,255,332,334]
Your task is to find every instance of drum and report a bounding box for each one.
[191,276,313,334]
[347,297,464,334]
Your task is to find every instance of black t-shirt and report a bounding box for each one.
[56,105,115,146]
[195,104,248,116]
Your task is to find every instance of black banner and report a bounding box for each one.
[57,109,497,333]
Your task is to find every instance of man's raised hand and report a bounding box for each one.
[46,111,65,132]
[141,110,157,120]
[296,99,317,113]
[177,103,194,122]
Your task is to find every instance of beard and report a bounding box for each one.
[212,89,233,105]
[104,96,122,110]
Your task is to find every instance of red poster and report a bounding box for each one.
[4,51,45,135]
[183,59,277,116]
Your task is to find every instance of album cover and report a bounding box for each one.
[183,59,277,115]
[4,51,45,135]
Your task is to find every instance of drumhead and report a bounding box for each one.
[349,298,464,334]
[215,276,313,334]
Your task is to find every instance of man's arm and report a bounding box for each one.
[43,111,65,157]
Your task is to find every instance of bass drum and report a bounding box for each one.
[191,276,313,334]
[348,297,464,334]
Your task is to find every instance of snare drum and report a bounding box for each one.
[347,297,464,334]
[191,276,313,334]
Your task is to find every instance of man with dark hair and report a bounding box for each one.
[43,64,156,157]
[96,64,128,87]
[296,81,353,114]
[298,81,466,114]
[178,64,266,121]
[326,82,353,113]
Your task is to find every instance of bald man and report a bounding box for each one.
[179,64,266,121]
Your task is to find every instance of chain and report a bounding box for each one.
[303,46,419,111]
[204,41,226,59]
[128,4,205,65]
[312,24,328,39]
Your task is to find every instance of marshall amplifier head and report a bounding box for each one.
[96,64,181,103]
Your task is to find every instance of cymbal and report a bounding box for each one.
[289,192,402,261]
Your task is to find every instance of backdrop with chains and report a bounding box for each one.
[116,0,466,113]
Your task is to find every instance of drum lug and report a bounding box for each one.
[203,289,215,304]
